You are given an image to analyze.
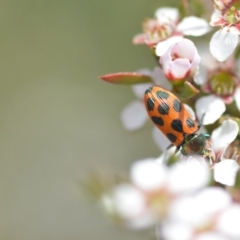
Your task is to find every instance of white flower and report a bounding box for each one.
[192,42,240,123]
[121,100,149,131]
[153,119,239,189]
[210,119,240,186]
[195,85,240,125]
[159,38,201,81]
[155,11,211,56]
[131,158,168,191]
[121,67,171,131]
[195,95,226,125]
[195,232,229,240]
[211,119,239,154]
[194,55,240,125]
[216,204,240,238]
[155,36,183,57]
[209,28,239,62]
[209,8,240,62]
[134,7,210,47]
[176,16,211,37]
[133,7,179,46]
[101,184,156,229]
[101,157,211,230]
[130,158,210,194]
[156,8,210,37]
[167,159,210,194]
[159,187,233,240]
[213,160,239,186]
[168,187,231,225]
[159,222,193,240]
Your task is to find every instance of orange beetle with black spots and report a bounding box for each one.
[144,86,212,158]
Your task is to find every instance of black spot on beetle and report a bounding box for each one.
[152,116,164,126]
[156,90,169,99]
[171,119,183,132]
[158,103,169,115]
[146,98,155,111]
[145,87,153,94]
[167,133,177,143]
[173,99,182,112]
[186,118,196,128]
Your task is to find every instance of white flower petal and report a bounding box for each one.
[193,64,208,85]
[209,28,239,62]
[127,211,156,229]
[217,204,240,238]
[121,100,148,130]
[155,36,183,57]
[211,119,239,152]
[112,184,146,218]
[197,44,218,70]
[195,95,226,125]
[131,83,153,99]
[177,16,211,36]
[109,184,156,229]
[169,58,190,79]
[214,160,240,186]
[234,87,240,111]
[168,159,210,194]
[210,9,222,26]
[155,7,179,24]
[151,67,172,90]
[152,127,171,151]
[194,187,231,217]
[168,195,196,223]
[195,232,229,240]
[131,159,168,191]
[183,104,196,120]
[171,38,197,60]
[169,187,231,227]
[160,221,193,240]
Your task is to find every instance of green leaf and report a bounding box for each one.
[175,81,199,99]
[99,72,153,85]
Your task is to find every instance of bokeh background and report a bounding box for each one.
[0,1,176,239]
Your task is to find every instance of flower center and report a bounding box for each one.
[209,71,236,97]
[143,19,173,41]
[147,189,171,217]
[225,6,240,25]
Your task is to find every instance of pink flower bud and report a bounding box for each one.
[160,38,200,81]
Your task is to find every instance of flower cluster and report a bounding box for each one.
[94,1,240,240]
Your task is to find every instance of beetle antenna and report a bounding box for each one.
[198,112,206,129]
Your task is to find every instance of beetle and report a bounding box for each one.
[144,86,213,160]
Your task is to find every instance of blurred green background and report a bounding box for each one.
[0,1,175,239]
